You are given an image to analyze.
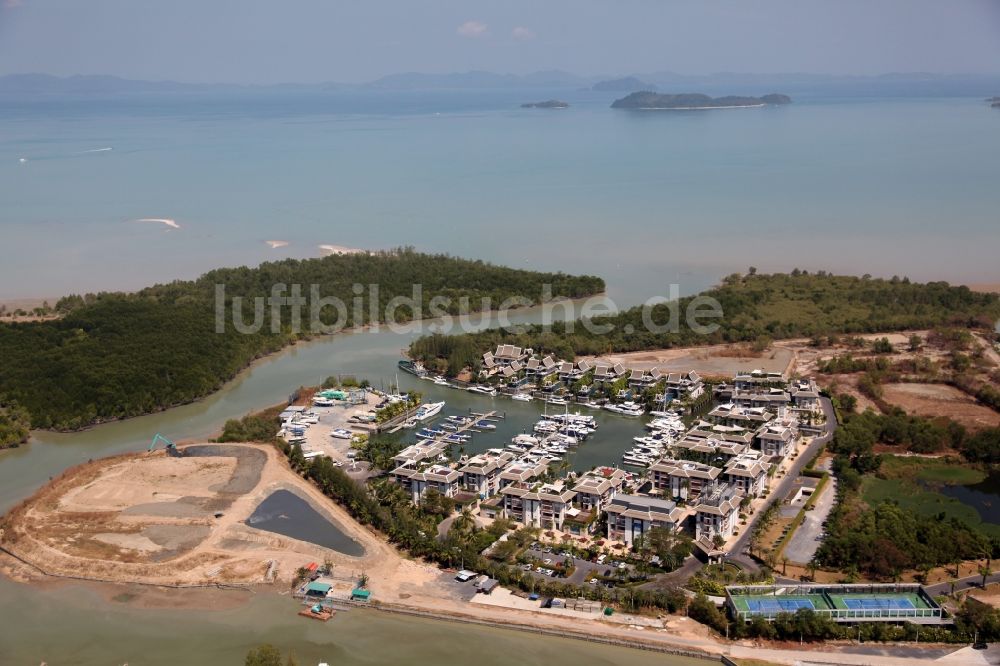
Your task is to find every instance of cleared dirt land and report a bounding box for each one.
[0,443,389,587]
[881,382,1000,430]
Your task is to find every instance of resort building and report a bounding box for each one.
[605,494,685,546]
[723,452,770,497]
[707,403,774,428]
[572,467,629,513]
[673,434,749,462]
[733,369,786,390]
[649,459,722,501]
[756,422,799,459]
[790,378,822,412]
[392,463,463,505]
[459,450,515,498]
[693,483,742,544]
[497,459,549,489]
[500,482,577,530]
[392,441,448,467]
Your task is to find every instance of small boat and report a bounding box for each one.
[312,397,335,407]
[446,434,469,443]
[467,385,498,397]
[398,359,428,377]
[432,376,451,386]
[403,419,417,428]
[546,397,568,406]
[511,393,533,402]
[330,428,353,439]
[475,420,497,431]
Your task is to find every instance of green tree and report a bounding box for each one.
[245,644,283,666]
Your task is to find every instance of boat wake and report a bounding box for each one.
[134,218,181,230]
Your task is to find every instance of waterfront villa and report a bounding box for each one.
[392,441,448,467]
[693,483,743,545]
[500,482,577,530]
[605,494,685,546]
[572,467,629,513]
[460,450,515,498]
[649,459,722,501]
[497,459,549,489]
[392,463,463,505]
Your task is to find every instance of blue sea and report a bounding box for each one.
[2,87,999,303]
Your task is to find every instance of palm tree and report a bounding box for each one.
[979,564,991,589]
[454,507,476,534]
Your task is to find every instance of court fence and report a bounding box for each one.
[725,583,947,624]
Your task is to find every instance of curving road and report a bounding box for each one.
[725,396,838,573]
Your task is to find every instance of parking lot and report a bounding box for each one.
[283,391,384,464]
[522,545,632,586]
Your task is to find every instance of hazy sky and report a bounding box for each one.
[1,0,999,83]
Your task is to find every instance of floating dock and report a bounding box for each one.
[299,605,336,622]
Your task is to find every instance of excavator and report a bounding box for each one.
[147,433,182,457]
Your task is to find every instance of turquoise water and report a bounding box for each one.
[2,89,999,303]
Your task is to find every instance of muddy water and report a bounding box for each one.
[247,489,365,556]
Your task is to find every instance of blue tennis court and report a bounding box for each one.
[745,598,816,613]
[842,597,915,610]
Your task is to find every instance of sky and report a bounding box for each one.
[1,0,999,83]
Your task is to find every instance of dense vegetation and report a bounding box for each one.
[0,401,31,449]
[816,401,1000,578]
[411,271,1000,376]
[0,249,603,430]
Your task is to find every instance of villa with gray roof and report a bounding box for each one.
[460,450,515,498]
[650,459,722,501]
[605,494,685,545]
[693,483,743,545]
[724,452,770,497]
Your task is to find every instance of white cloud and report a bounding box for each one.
[457,20,488,38]
[511,26,536,41]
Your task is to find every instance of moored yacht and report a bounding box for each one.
[414,401,446,421]
[604,401,645,417]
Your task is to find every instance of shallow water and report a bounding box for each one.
[0,576,706,666]
[247,489,365,556]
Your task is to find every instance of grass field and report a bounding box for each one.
[877,455,985,485]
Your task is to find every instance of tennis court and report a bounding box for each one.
[842,597,915,610]
[745,598,816,613]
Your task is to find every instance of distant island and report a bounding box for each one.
[592,76,655,92]
[611,92,792,110]
[989,97,1000,108]
[520,99,569,109]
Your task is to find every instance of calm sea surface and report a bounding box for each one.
[1,87,999,664]
[2,88,999,303]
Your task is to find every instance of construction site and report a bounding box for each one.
[0,439,381,588]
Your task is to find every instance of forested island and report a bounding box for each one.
[0,250,603,430]
[611,92,791,109]
[409,271,1000,374]
[520,100,569,109]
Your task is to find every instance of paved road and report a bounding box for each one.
[926,570,1000,596]
[726,397,838,572]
